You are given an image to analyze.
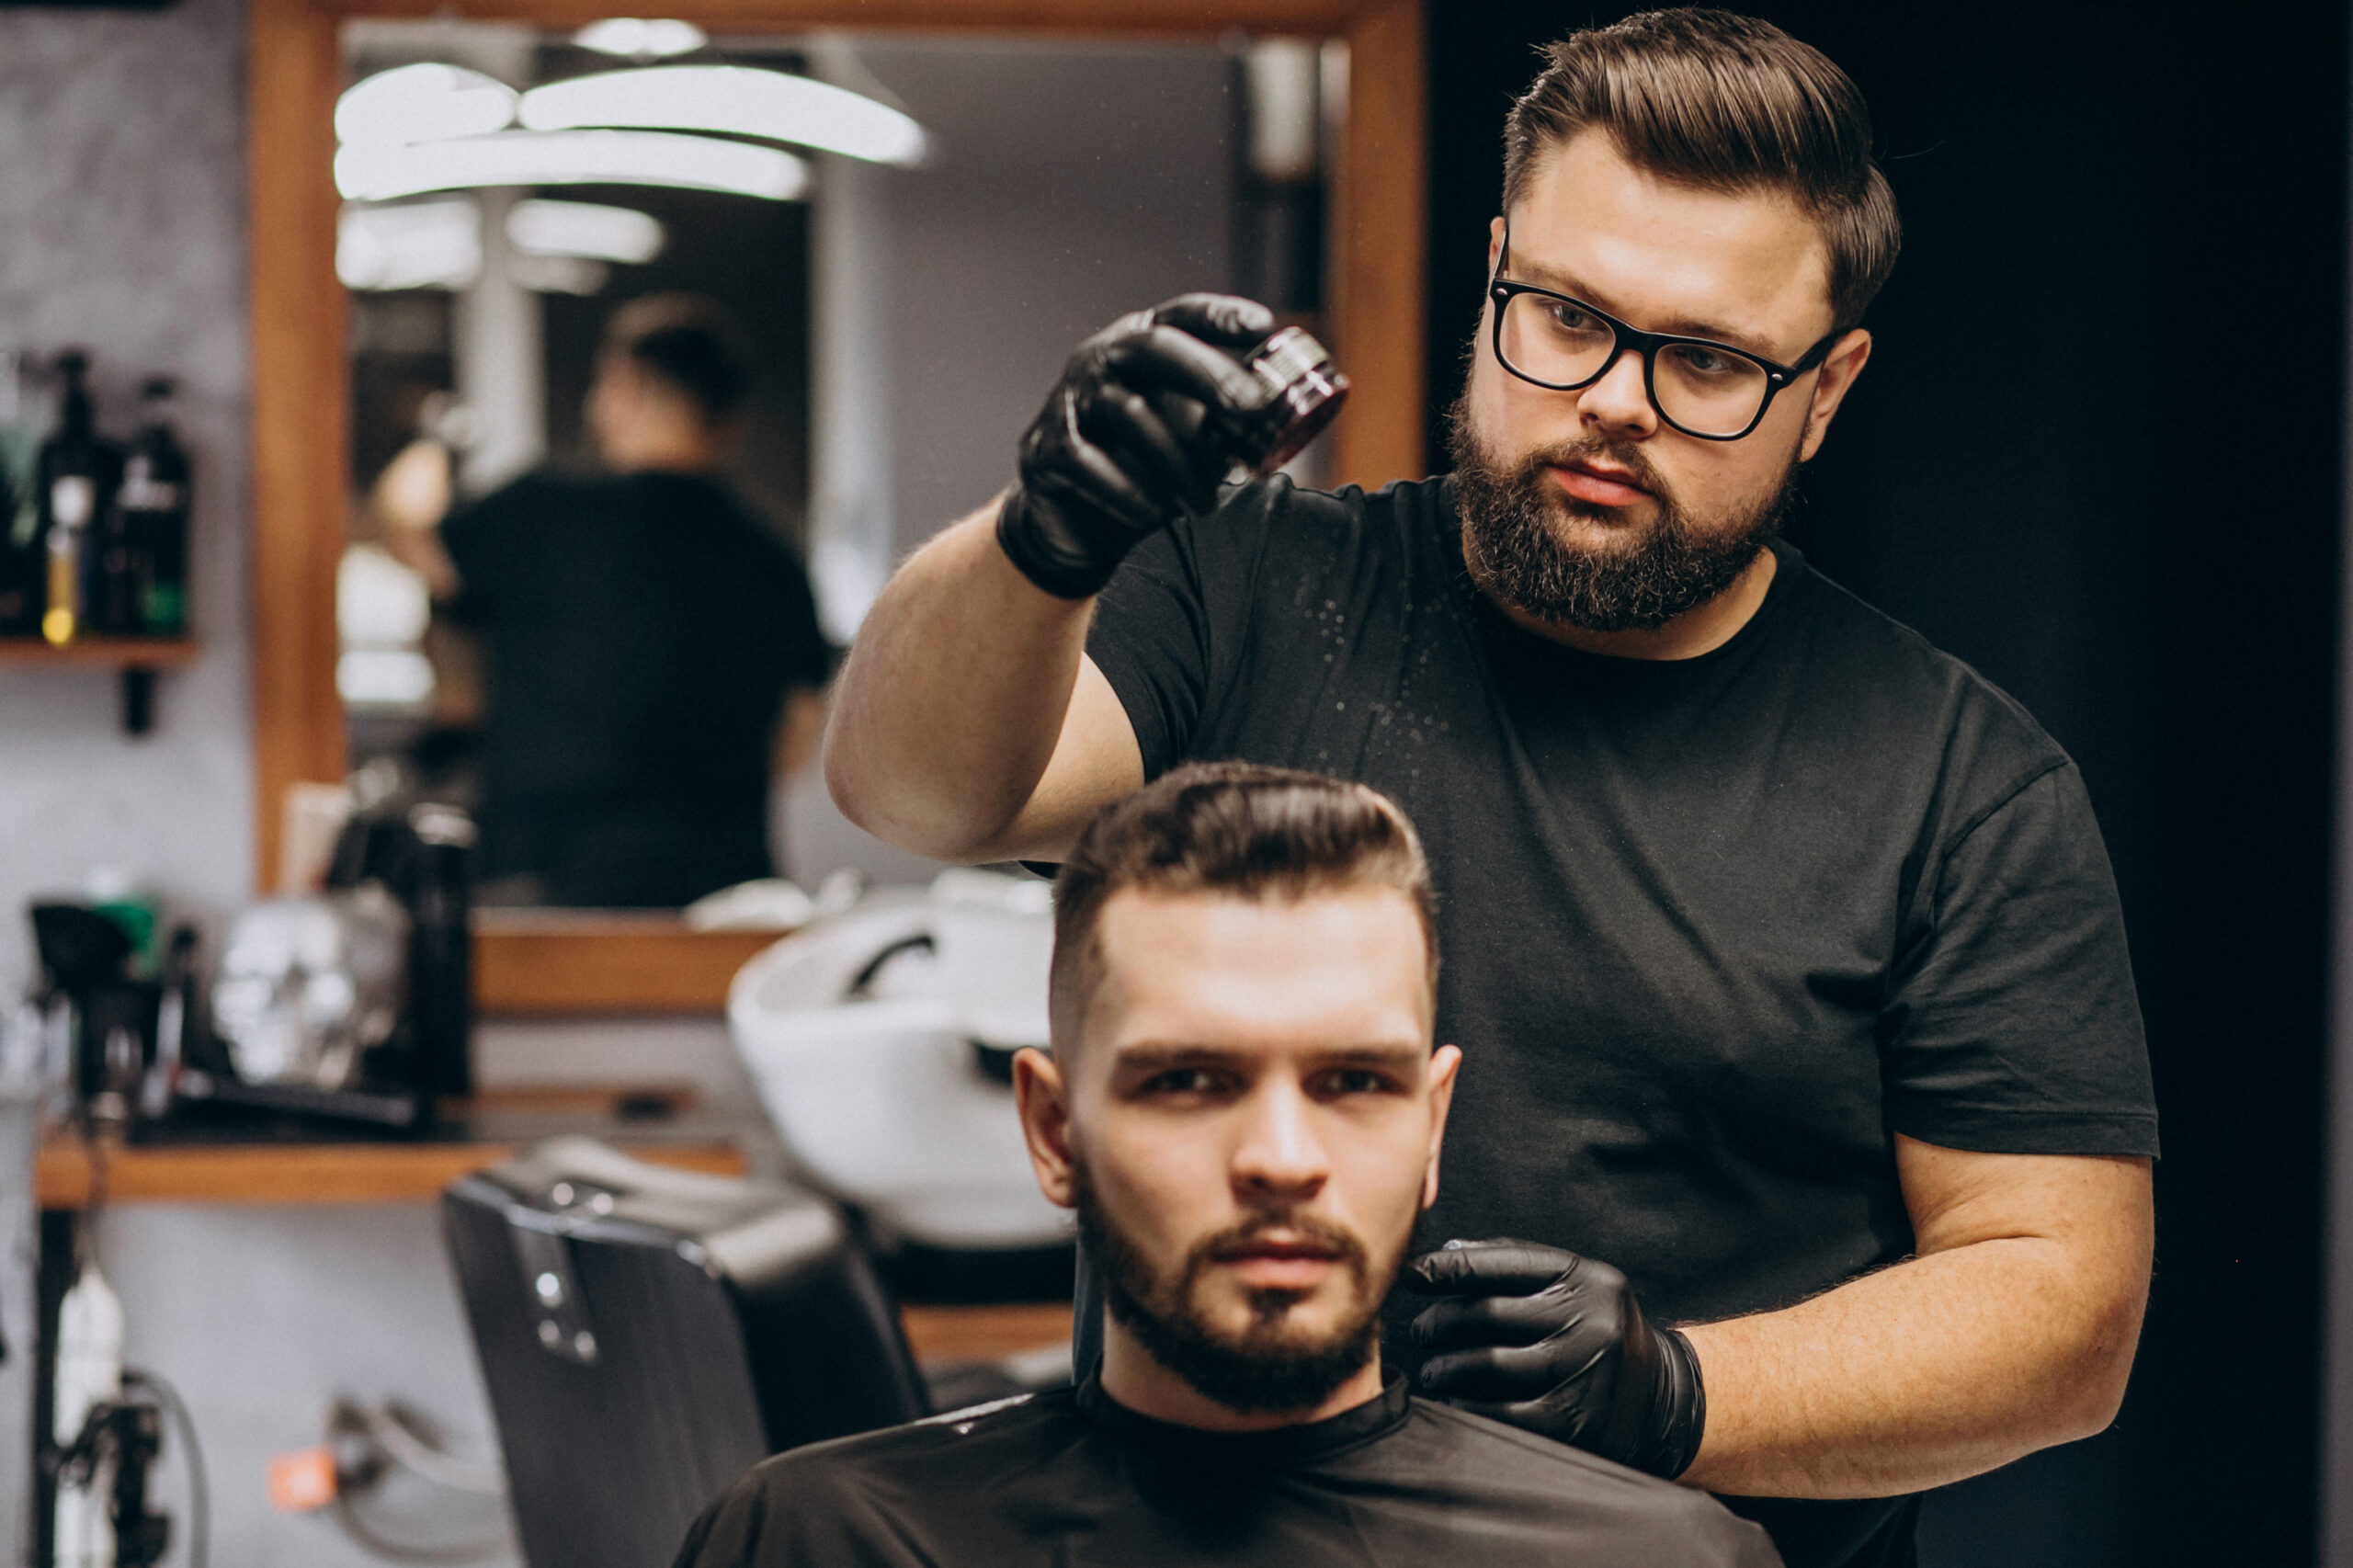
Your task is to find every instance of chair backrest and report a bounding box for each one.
[443,1137,928,1568]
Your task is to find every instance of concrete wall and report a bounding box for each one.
[0,0,256,1001]
[1,1089,36,1564]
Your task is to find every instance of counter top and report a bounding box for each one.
[35,1082,749,1208]
[36,1135,747,1208]
[31,1085,1075,1360]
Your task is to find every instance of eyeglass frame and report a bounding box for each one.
[1486,222,1842,442]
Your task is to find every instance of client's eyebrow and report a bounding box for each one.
[1503,254,1779,358]
[1111,1041,1428,1074]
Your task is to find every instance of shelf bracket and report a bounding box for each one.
[120,666,156,734]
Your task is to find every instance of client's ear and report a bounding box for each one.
[1013,1047,1078,1209]
[1420,1044,1463,1212]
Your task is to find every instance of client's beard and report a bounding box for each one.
[1074,1163,1392,1415]
[1445,391,1800,632]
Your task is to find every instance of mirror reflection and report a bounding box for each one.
[336,22,1337,908]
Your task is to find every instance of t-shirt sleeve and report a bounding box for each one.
[1880,761,2159,1157]
[438,477,540,626]
[768,543,835,689]
[1085,483,1282,778]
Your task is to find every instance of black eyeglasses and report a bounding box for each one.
[1487,225,1838,441]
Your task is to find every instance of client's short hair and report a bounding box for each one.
[1049,763,1438,1051]
[599,292,753,424]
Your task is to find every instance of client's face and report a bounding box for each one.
[1040,888,1458,1415]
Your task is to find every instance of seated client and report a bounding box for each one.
[675,763,1779,1567]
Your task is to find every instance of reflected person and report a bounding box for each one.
[675,764,1779,1568]
[377,293,832,906]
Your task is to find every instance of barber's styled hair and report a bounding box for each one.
[599,292,753,424]
[1503,7,1900,330]
[1049,764,1438,1050]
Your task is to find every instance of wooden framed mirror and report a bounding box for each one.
[248,0,1426,1012]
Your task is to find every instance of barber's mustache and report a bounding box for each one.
[1512,436,1673,500]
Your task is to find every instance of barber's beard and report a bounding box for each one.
[1074,1163,1394,1415]
[1445,391,1801,632]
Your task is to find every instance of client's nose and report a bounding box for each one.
[1229,1078,1330,1201]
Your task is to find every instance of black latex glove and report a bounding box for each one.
[995,293,1278,599]
[1407,1238,1707,1479]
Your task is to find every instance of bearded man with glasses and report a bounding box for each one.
[826,11,2157,1568]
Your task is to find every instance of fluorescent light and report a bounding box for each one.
[335,130,808,202]
[519,66,926,166]
[337,63,517,148]
[337,199,481,290]
[338,546,433,644]
[1245,40,1321,184]
[572,17,707,59]
[338,650,437,708]
[506,199,664,263]
[510,254,609,296]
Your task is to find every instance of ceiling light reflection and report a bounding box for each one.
[572,17,708,59]
[335,130,808,202]
[337,199,481,290]
[519,65,926,165]
[336,63,517,147]
[506,199,664,263]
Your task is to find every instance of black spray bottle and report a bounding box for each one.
[107,378,191,636]
[36,351,119,646]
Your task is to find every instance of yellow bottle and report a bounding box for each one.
[42,474,92,647]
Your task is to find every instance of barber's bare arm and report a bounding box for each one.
[824,509,1139,861]
[1674,1140,2152,1496]
[1411,1138,2153,1496]
[825,294,1277,863]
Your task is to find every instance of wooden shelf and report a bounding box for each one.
[36,1129,1070,1363]
[0,636,197,667]
[0,636,199,733]
[900,1301,1071,1362]
[37,1134,745,1209]
[474,911,790,1016]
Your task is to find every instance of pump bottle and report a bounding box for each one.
[36,352,119,647]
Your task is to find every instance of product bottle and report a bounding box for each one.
[405,803,476,1101]
[36,351,119,647]
[0,352,42,637]
[51,1261,123,1568]
[110,378,191,637]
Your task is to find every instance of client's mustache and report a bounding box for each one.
[1186,1213,1370,1283]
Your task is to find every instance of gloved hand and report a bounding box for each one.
[995,293,1278,599]
[1406,1238,1707,1479]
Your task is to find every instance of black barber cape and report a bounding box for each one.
[1086,477,2159,1568]
[673,1373,1781,1567]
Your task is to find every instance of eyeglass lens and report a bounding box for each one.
[1497,292,1772,438]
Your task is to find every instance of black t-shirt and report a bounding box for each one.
[442,471,832,905]
[674,1374,1782,1567]
[1085,476,2158,1568]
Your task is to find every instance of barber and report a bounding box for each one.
[823,11,2154,1567]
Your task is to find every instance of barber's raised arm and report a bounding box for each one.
[824,295,1276,864]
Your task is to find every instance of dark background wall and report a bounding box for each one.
[1427,6,2346,1565]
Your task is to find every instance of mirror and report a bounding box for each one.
[333,23,1323,909]
[250,0,1427,998]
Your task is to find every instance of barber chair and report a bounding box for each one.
[443,1138,927,1568]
